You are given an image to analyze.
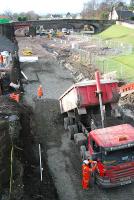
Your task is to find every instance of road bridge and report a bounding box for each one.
[13,19,115,33]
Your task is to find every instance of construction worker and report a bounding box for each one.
[82,160,97,189]
[37,85,43,98]
[0,53,4,67]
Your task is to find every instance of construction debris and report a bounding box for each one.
[120,92,134,105]
[22,47,32,56]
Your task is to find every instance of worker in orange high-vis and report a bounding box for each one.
[37,85,43,98]
[82,160,97,189]
[0,53,4,67]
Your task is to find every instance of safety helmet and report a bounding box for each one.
[83,160,89,165]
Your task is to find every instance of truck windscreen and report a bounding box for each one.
[102,146,134,166]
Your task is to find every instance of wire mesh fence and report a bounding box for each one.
[70,35,134,82]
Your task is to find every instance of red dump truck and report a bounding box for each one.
[59,73,134,188]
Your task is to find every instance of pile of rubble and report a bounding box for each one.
[120,92,134,105]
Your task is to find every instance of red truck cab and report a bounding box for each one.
[88,124,134,187]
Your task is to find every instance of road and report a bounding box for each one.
[18,36,134,200]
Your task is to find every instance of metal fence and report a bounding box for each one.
[69,34,133,82]
[53,34,133,82]
[71,47,133,82]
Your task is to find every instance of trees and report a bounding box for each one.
[25,11,39,20]
[130,0,134,7]
[2,10,13,19]
[81,0,128,20]
[17,16,27,21]
[81,0,98,19]
[129,0,134,10]
[98,2,110,19]
[2,10,39,21]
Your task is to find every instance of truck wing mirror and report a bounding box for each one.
[92,152,101,161]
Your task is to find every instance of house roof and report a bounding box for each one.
[0,15,9,19]
[90,124,134,149]
[116,10,134,19]
[51,14,62,18]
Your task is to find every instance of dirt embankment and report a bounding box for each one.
[0,97,30,200]
[119,92,134,124]
[120,92,134,105]
[0,95,59,200]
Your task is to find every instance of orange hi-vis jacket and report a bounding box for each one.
[82,164,91,179]
[37,85,43,97]
[0,54,4,63]
[9,93,20,102]
[82,162,97,189]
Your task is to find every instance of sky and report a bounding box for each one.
[0,0,130,15]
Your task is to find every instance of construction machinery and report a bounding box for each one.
[22,47,32,56]
[59,72,134,188]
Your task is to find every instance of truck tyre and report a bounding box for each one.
[69,117,74,125]
[64,117,69,130]
[68,125,75,140]
[80,145,86,161]
[105,104,111,117]
[71,125,78,134]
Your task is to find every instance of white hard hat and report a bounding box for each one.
[83,160,89,165]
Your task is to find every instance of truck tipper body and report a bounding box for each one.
[59,79,119,114]
[59,78,134,188]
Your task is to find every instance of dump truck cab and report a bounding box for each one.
[88,124,134,187]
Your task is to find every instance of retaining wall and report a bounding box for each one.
[116,21,134,29]
[0,23,14,40]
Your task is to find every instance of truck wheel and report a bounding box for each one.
[64,117,69,130]
[68,117,74,125]
[68,125,74,140]
[80,145,86,161]
[105,104,111,117]
[71,125,78,134]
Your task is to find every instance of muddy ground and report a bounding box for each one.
[17,36,134,200]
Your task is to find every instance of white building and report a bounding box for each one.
[109,7,134,20]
